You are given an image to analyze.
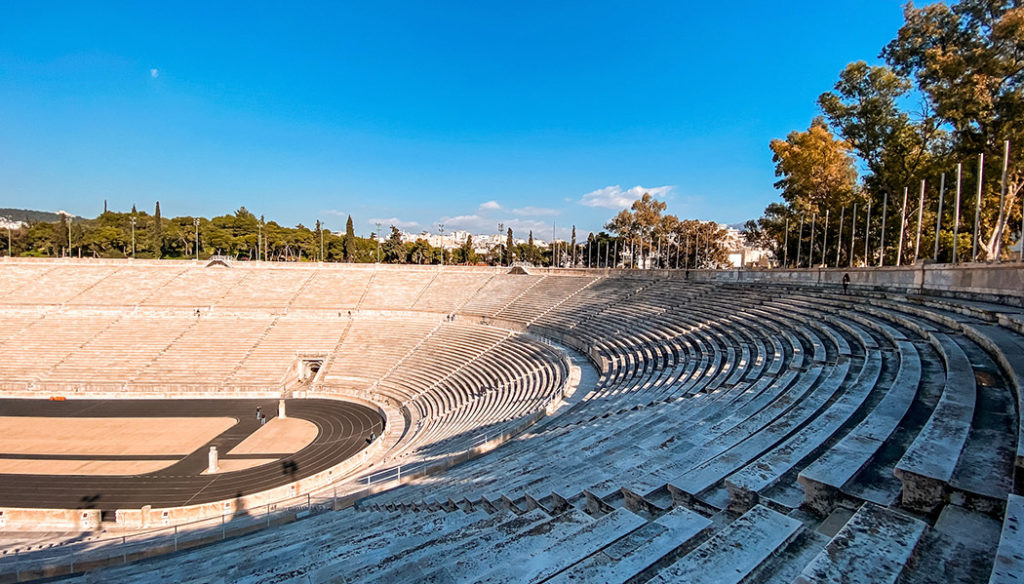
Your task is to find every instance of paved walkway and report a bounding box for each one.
[0,398,382,511]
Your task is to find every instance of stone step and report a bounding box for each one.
[648,505,803,584]
[894,333,976,512]
[546,506,712,583]
[989,493,1024,584]
[794,502,927,584]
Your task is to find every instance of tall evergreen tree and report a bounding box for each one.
[56,213,69,255]
[153,201,163,258]
[384,225,404,263]
[505,228,514,265]
[461,234,475,264]
[315,219,322,261]
[344,215,355,262]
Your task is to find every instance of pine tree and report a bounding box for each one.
[153,201,163,258]
[528,231,535,263]
[344,215,355,262]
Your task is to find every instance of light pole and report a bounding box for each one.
[795,215,804,268]
[193,218,200,261]
[850,204,857,268]
[783,218,789,268]
[934,173,945,261]
[497,223,504,266]
[863,201,871,266]
[973,153,984,262]
[822,209,829,267]
[131,216,137,259]
[438,224,445,266]
[375,222,382,263]
[953,164,962,264]
[879,192,889,267]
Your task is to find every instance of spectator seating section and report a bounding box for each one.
[0,260,1019,583]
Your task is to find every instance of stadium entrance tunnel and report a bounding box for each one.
[295,352,327,383]
[0,397,384,525]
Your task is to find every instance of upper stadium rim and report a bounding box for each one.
[0,257,1021,583]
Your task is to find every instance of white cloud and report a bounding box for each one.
[478,201,502,211]
[512,206,560,217]
[369,217,420,229]
[439,213,550,236]
[150,68,159,78]
[580,185,675,209]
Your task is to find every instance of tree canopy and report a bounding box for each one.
[751,0,1024,265]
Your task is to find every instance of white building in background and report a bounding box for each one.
[0,218,26,231]
[721,224,774,268]
[398,230,545,252]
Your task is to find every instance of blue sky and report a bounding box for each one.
[0,1,907,238]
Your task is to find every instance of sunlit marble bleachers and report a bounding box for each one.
[0,259,1020,584]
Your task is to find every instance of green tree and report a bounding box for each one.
[505,228,514,264]
[460,234,477,264]
[384,225,405,263]
[604,192,667,266]
[344,215,355,261]
[884,0,1024,259]
[819,62,944,200]
[56,213,69,255]
[152,201,163,258]
[770,117,859,215]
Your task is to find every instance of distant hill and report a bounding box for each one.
[0,208,75,223]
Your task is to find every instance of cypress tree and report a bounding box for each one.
[505,228,514,265]
[153,201,163,258]
[344,215,355,261]
[57,213,69,256]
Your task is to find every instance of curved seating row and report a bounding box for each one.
[0,262,1020,584]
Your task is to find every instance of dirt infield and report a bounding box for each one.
[0,458,178,476]
[0,416,235,456]
[0,398,383,510]
[227,417,319,455]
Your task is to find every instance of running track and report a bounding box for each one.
[0,398,383,511]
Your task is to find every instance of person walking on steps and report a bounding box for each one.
[842,273,850,295]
